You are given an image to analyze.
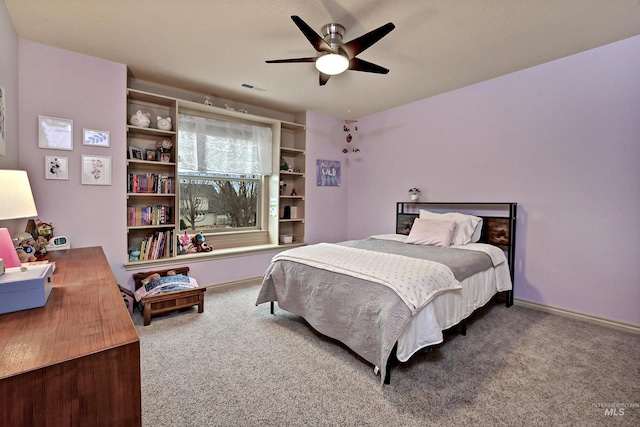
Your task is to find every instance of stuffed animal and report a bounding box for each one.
[140,270,176,287]
[156,116,172,131]
[141,273,161,286]
[192,232,212,252]
[33,236,49,255]
[129,110,151,128]
[179,231,196,254]
[16,247,36,263]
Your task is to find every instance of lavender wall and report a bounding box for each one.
[18,40,129,281]
[0,0,18,167]
[347,36,640,326]
[304,111,349,244]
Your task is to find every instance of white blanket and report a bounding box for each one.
[273,243,462,315]
[370,234,513,292]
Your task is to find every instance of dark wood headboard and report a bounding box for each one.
[396,202,517,306]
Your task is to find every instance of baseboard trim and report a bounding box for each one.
[514,298,640,335]
[204,276,262,292]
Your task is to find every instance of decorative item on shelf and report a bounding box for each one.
[129,110,151,128]
[156,138,173,162]
[156,116,172,131]
[13,232,47,263]
[409,187,421,202]
[224,104,234,111]
[203,96,213,106]
[279,180,286,196]
[280,235,293,244]
[280,156,289,171]
[178,231,196,254]
[291,188,297,196]
[0,170,39,269]
[35,220,54,241]
[129,146,143,160]
[128,248,141,262]
[145,150,157,161]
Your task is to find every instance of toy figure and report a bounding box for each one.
[192,232,212,252]
[178,231,195,254]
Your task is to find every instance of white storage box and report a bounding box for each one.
[0,264,54,314]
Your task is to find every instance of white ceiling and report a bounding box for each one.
[6,0,640,120]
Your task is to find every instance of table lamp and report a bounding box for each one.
[0,170,38,269]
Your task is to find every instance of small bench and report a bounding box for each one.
[133,267,205,326]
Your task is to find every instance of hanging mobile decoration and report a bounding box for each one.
[342,120,360,153]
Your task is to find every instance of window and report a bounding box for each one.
[178,172,261,231]
[177,113,272,241]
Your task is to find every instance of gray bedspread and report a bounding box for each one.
[338,238,492,281]
[255,238,493,384]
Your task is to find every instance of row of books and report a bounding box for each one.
[136,230,174,261]
[127,205,172,226]
[127,173,175,194]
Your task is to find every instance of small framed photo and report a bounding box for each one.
[129,146,143,160]
[82,154,112,185]
[145,149,157,161]
[160,153,171,163]
[39,116,73,150]
[83,129,110,147]
[45,156,69,180]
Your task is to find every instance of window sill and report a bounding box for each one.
[123,242,305,271]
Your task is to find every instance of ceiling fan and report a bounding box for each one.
[266,15,395,86]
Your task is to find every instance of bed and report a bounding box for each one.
[133,267,205,326]
[256,202,517,384]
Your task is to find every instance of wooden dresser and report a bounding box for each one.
[0,247,141,426]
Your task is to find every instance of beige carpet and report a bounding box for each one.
[133,282,640,426]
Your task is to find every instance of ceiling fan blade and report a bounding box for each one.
[340,22,395,59]
[265,57,317,64]
[319,72,331,86]
[348,58,389,74]
[291,15,334,54]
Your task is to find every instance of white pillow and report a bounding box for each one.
[469,217,483,243]
[406,218,457,247]
[419,210,482,245]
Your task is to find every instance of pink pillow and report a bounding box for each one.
[406,218,457,247]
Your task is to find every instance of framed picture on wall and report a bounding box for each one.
[45,156,69,180]
[81,154,111,185]
[38,115,73,150]
[83,129,110,147]
[316,159,341,187]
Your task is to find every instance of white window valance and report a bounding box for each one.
[178,113,273,175]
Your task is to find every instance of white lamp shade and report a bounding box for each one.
[0,170,38,220]
[315,53,350,75]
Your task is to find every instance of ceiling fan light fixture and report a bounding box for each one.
[315,53,349,75]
